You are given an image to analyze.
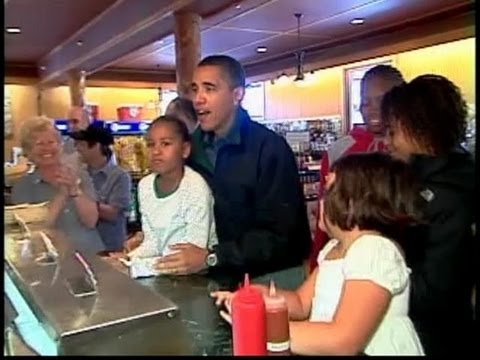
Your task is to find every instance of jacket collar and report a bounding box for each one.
[198,107,248,147]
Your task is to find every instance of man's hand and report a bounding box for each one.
[108,251,128,260]
[155,243,208,275]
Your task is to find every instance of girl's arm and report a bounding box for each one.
[289,280,391,355]
[213,268,318,322]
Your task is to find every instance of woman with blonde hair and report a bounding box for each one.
[11,116,104,254]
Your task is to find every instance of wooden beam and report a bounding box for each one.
[39,0,194,85]
[88,69,176,83]
[67,70,86,107]
[84,80,175,89]
[4,63,39,79]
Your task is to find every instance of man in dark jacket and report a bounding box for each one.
[382,74,476,355]
[156,55,311,289]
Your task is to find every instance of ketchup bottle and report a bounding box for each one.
[231,274,267,356]
[264,280,291,355]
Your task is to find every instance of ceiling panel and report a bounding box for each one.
[302,0,473,39]
[201,0,276,27]
[4,0,117,62]
[117,55,177,71]
[219,0,382,32]
[184,0,244,19]
[201,27,277,56]
[224,34,329,65]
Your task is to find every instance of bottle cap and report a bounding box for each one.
[263,280,287,310]
[233,274,264,305]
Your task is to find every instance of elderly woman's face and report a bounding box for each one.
[29,129,62,166]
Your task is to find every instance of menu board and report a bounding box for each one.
[4,86,13,137]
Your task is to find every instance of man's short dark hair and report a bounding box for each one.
[198,55,246,89]
[324,152,424,238]
[381,74,467,155]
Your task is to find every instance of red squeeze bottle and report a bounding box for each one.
[264,280,291,355]
[231,274,267,356]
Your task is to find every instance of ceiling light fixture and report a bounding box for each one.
[235,3,241,9]
[293,13,306,85]
[6,27,21,34]
[350,18,365,25]
[256,46,267,53]
[77,40,83,46]
[40,66,46,71]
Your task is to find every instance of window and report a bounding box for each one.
[160,89,178,115]
[242,82,265,122]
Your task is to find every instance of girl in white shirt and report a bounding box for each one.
[126,115,217,274]
[212,152,425,355]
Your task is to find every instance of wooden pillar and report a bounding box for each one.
[36,85,43,115]
[174,12,201,98]
[67,70,86,107]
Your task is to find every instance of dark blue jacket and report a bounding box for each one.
[188,107,311,279]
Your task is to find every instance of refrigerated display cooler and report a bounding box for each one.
[104,121,152,232]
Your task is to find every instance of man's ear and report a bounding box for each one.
[233,87,245,106]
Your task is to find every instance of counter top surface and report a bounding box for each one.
[102,256,234,355]
[4,223,234,355]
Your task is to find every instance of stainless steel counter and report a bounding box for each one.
[4,224,233,355]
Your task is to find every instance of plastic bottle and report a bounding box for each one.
[231,274,267,356]
[264,280,290,355]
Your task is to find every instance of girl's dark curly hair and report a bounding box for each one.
[381,74,467,155]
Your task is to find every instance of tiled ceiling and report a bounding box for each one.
[4,0,475,84]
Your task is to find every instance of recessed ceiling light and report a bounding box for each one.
[6,27,21,34]
[256,46,268,53]
[40,66,46,71]
[350,18,365,25]
[235,4,241,9]
[77,40,83,46]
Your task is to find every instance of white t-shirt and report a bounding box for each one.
[129,165,217,258]
[310,234,424,355]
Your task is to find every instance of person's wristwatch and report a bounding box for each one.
[205,250,218,268]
